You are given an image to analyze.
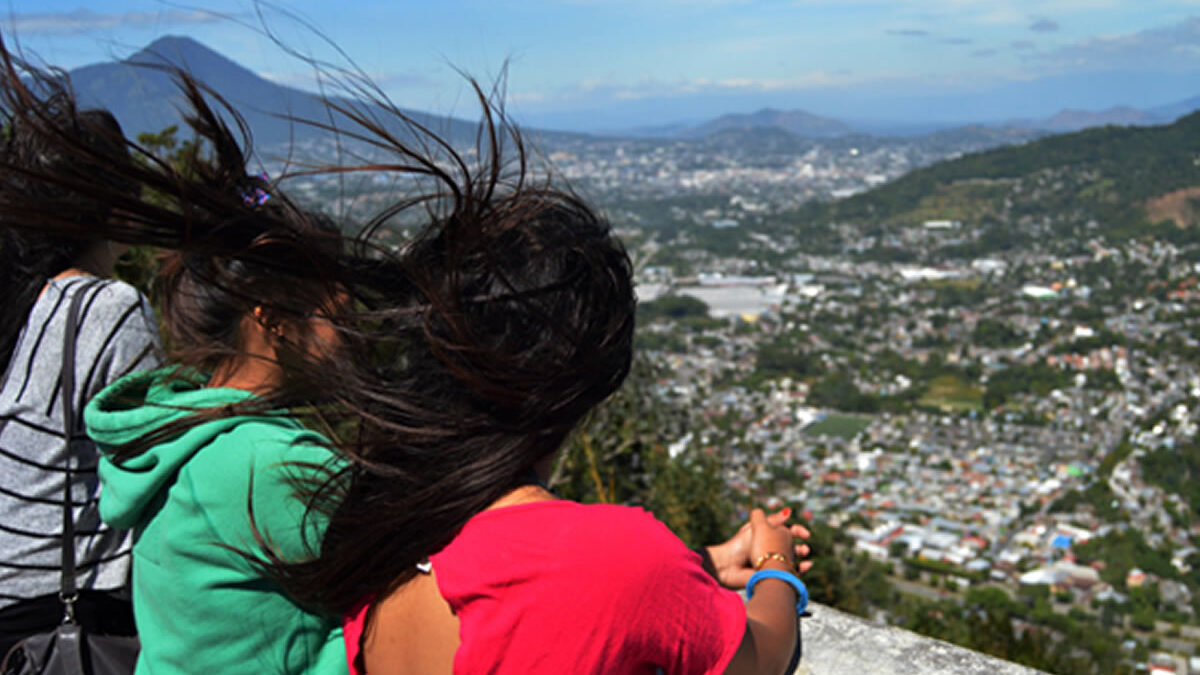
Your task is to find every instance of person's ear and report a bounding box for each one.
[253,306,286,340]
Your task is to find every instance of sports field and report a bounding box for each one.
[804,414,871,439]
[917,374,983,412]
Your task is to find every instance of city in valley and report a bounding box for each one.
[283,114,1200,674]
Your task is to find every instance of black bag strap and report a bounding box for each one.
[58,278,103,624]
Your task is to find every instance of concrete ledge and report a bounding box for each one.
[796,603,1048,675]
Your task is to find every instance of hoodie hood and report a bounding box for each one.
[86,368,268,529]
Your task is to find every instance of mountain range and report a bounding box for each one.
[629,99,1200,140]
[64,35,537,150]
[686,108,852,139]
[53,35,1200,149]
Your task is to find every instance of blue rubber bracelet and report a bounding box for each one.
[746,569,809,615]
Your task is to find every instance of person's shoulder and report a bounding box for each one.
[206,417,334,466]
[66,277,152,327]
[558,503,693,571]
[175,418,337,554]
[183,418,336,501]
[79,277,147,309]
[567,502,671,535]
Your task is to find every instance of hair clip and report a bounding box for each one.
[243,172,271,207]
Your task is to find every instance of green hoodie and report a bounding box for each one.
[86,369,348,675]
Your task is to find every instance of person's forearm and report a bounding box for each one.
[725,572,798,675]
[745,581,798,674]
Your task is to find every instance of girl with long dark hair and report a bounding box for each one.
[0,73,162,655]
[0,49,350,674]
[0,39,812,673]
[327,144,809,675]
[247,77,815,675]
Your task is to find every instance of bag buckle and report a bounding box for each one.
[58,591,78,624]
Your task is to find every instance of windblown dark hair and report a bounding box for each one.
[297,180,636,615]
[0,36,636,622]
[0,65,137,376]
[261,79,637,614]
[0,39,352,461]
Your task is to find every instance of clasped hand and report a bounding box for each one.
[703,507,812,590]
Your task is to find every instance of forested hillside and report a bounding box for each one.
[775,112,1200,257]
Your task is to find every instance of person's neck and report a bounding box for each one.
[207,356,281,394]
[72,244,118,278]
[487,484,557,511]
[52,267,100,281]
[485,454,559,511]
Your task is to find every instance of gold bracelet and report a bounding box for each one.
[753,552,791,570]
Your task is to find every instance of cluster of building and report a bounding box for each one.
[630,223,1200,666]
[288,120,1200,669]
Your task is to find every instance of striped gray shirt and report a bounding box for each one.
[0,276,163,607]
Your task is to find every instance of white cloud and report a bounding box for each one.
[537,70,866,104]
[260,69,436,92]
[1035,15,1200,72]
[3,9,224,35]
[259,71,318,88]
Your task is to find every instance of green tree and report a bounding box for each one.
[552,357,733,547]
[637,294,710,322]
[972,318,1023,348]
[113,126,205,295]
[809,371,880,413]
[1074,529,1178,589]
[755,337,821,380]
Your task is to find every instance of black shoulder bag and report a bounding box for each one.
[2,280,140,675]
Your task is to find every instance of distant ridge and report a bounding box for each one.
[689,107,852,139]
[1003,106,1162,133]
[1149,94,1200,122]
[65,36,578,150]
[630,95,1200,141]
[68,36,314,146]
[1042,106,1154,131]
[813,109,1200,236]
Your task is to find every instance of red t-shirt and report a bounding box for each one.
[344,500,746,674]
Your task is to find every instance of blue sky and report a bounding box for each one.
[4,1,1200,130]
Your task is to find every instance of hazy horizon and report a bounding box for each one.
[6,1,1200,134]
